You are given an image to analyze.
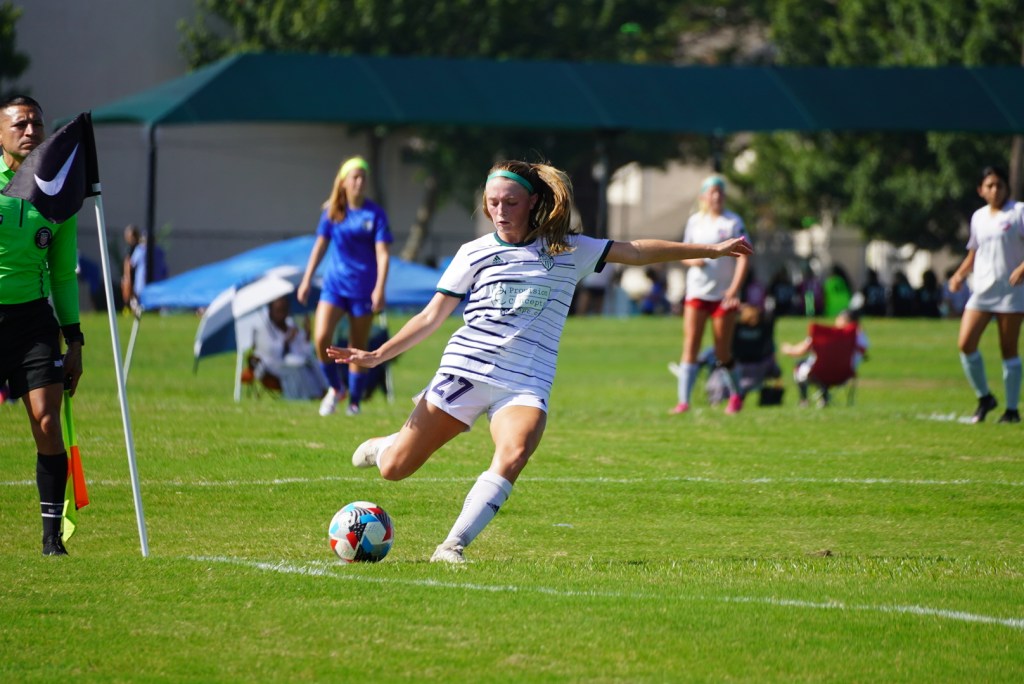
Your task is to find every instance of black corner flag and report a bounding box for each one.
[1,112,101,224]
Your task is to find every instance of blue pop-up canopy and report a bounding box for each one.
[138,235,442,312]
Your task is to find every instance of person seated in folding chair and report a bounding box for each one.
[249,296,327,400]
[782,309,868,407]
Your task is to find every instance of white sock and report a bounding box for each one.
[1003,357,1021,410]
[442,471,513,548]
[677,362,699,404]
[374,433,399,472]
[960,351,990,398]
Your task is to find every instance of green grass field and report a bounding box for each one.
[2,312,1022,682]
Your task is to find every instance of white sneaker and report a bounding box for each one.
[318,389,338,416]
[430,542,467,564]
[351,438,380,468]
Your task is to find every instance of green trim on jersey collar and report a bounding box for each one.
[492,232,536,248]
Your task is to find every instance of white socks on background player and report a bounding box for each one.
[960,351,990,398]
[959,351,1022,410]
[441,471,513,549]
[677,362,699,404]
[1004,357,1022,410]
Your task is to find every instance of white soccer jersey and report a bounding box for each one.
[682,209,747,301]
[966,200,1024,313]
[435,232,613,396]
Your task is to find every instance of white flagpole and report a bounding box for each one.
[91,189,150,557]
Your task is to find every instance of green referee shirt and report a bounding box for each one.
[0,156,80,325]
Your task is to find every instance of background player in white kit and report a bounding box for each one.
[948,165,1024,424]
[671,175,750,415]
[327,159,752,563]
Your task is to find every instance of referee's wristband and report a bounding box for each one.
[62,323,85,347]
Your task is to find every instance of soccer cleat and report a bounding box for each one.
[430,542,467,564]
[42,534,68,557]
[668,402,689,415]
[319,389,339,416]
[971,394,998,424]
[346,404,361,417]
[351,438,380,468]
[725,394,743,414]
[997,408,1020,424]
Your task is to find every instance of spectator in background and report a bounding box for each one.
[122,224,168,313]
[888,271,917,317]
[572,263,615,316]
[796,263,823,316]
[823,264,853,317]
[768,266,797,316]
[916,269,943,318]
[639,265,670,315]
[250,296,327,400]
[741,267,767,309]
[861,268,888,317]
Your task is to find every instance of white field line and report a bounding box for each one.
[3,474,1023,488]
[190,555,1024,631]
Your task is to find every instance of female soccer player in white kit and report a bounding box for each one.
[328,160,752,563]
[671,175,750,415]
[948,165,1024,423]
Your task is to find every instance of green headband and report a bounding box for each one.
[487,170,535,194]
[338,157,370,180]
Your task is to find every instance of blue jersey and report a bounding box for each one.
[316,199,393,298]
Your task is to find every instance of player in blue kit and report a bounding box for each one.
[329,160,752,563]
[298,156,392,417]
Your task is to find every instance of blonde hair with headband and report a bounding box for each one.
[324,156,370,222]
[483,160,579,255]
[699,174,726,214]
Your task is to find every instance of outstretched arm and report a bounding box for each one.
[948,250,975,293]
[606,237,752,266]
[297,236,329,305]
[326,291,461,368]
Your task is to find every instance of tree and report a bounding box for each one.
[0,2,29,100]
[179,0,764,258]
[734,0,1024,251]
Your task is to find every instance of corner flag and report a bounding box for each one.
[1,112,100,224]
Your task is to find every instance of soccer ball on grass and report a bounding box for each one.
[328,501,394,562]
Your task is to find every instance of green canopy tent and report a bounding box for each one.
[86,52,1024,250]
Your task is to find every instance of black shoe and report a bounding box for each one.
[42,534,68,556]
[972,394,998,423]
[997,409,1021,424]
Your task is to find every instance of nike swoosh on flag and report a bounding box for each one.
[33,144,79,196]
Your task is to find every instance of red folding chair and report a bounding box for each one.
[807,323,858,406]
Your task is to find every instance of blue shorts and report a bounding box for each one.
[320,290,374,317]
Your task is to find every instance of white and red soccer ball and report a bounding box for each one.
[329,501,394,563]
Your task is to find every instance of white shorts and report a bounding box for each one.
[415,372,548,429]
[966,283,1024,314]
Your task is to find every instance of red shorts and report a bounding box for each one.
[685,297,737,319]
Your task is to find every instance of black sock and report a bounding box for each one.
[37,452,68,539]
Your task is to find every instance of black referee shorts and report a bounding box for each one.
[0,298,64,399]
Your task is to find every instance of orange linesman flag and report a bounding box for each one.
[61,391,89,541]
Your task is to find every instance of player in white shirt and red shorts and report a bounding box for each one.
[328,160,751,563]
[671,175,751,415]
[948,165,1024,424]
